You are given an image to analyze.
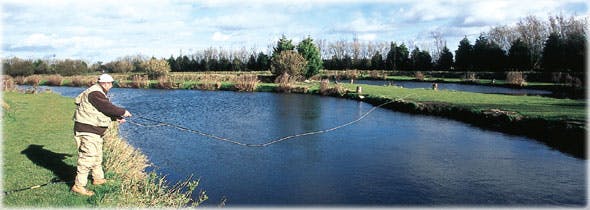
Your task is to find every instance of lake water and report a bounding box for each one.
[351,80,553,96]
[42,86,585,207]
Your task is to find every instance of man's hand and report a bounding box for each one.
[123,110,132,117]
[117,118,127,124]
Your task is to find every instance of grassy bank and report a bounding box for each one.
[4,72,586,157]
[2,91,206,207]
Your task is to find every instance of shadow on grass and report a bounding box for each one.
[21,144,76,184]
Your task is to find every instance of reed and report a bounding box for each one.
[194,75,222,90]
[130,75,149,88]
[1,75,16,91]
[274,73,296,93]
[101,123,208,207]
[69,76,95,87]
[367,70,386,80]
[24,75,41,86]
[155,76,179,89]
[319,79,346,96]
[13,76,26,85]
[45,74,64,86]
[461,72,478,83]
[233,74,259,92]
[506,71,526,86]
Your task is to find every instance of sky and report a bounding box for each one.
[1,0,588,63]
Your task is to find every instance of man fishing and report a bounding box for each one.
[71,74,132,196]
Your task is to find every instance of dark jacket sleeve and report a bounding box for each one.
[88,91,126,118]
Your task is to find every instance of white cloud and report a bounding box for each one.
[358,33,377,41]
[1,0,587,62]
[211,32,232,41]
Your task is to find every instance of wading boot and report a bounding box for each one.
[92,178,107,185]
[71,185,94,196]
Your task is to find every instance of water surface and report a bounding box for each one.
[45,86,585,206]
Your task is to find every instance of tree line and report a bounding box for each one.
[3,14,586,78]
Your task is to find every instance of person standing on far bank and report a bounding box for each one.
[71,74,132,196]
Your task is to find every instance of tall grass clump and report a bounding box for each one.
[155,76,179,89]
[101,123,208,207]
[45,74,64,86]
[2,75,16,91]
[506,71,527,86]
[13,76,26,85]
[552,72,583,88]
[367,70,387,80]
[25,75,41,86]
[274,73,296,93]
[414,71,425,81]
[319,79,346,96]
[462,72,478,83]
[70,76,95,87]
[128,75,149,88]
[194,75,221,90]
[233,74,259,92]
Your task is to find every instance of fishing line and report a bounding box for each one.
[127,97,408,147]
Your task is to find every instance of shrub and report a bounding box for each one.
[506,71,527,86]
[53,59,89,76]
[270,51,307,80]
[233,74,259,92]
[4,57,34,76]
[45,74,63,86]
[141,58,171,79]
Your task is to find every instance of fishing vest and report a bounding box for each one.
[74,84,111,127]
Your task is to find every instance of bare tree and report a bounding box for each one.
[516,15,548,69]
[487,25,519,52]
[430,31,446,61]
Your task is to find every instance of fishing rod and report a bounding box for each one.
[127,99,397,147]
[3,178,71,195]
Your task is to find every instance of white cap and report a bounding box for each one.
[98,74,114,83]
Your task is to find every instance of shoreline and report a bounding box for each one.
[17,78,588,159]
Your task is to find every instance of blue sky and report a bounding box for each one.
[2,0,588,63]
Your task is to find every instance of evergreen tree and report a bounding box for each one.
[256,52,270,71]
[565,32,586,72]
[296,36,323,78]
[436,46,454,71]
[370,51,384,70]
[272,35,295,59]
[455,37,473,70]
[385,43,410,70]
[508,38,532,71]
[540,33,565,71]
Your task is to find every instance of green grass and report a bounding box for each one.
[2,92,94,207]
[342,84,586,121]
[2,91,207,207]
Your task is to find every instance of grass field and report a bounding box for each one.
[2,92,91,207]
[341,84,586,121]
[2,92,205,207]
